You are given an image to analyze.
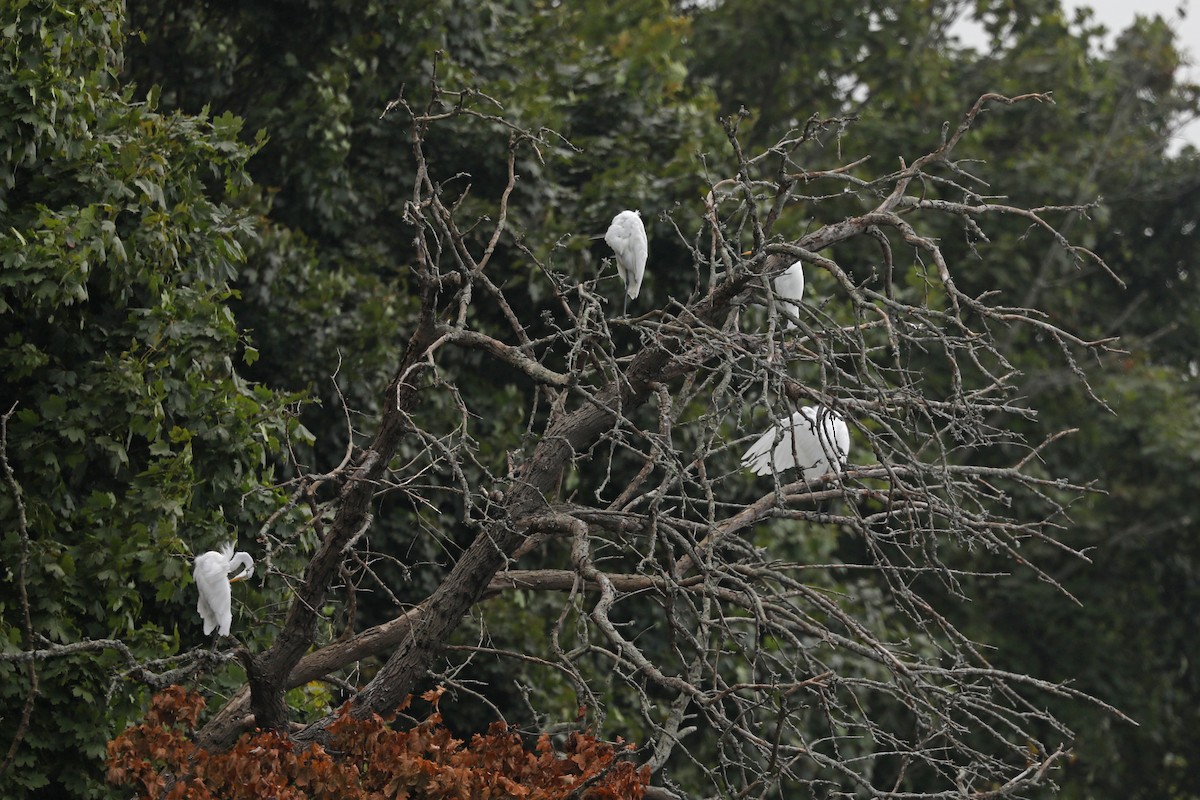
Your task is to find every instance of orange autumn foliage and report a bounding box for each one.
[106,686,649,800]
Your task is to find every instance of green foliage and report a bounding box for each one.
[0,1,301,795]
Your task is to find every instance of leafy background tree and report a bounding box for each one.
[2,0,1198,797]
[0,2,305,796]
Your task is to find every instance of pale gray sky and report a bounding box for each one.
[1062,0,1195,46]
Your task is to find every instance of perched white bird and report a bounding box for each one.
[774,260,805,330]
[741,406,850,479]
[604,210,648,309]
[193,543,254,637]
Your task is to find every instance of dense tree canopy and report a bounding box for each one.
[2,1,1198,798]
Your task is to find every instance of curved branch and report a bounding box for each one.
[445,328,573,387]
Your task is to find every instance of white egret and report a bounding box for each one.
[193,543,254,637]
[604,210,648,312]
[774,260,804,330]
[741,405,850,479]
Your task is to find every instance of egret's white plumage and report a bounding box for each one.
[604,210,648,301]
[193,543,254,637]
[741,406,850,479]
[774,260,805,330]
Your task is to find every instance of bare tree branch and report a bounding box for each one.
[0,404,35,781]
[167,87,1127,798]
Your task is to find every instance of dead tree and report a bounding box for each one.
[167,88,1125,797]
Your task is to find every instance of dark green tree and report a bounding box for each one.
[0,1,302,795]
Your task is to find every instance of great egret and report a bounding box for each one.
[604,210,647,312]
[774,260,804,330]
[193,543,254,637]
[741,406,850,479]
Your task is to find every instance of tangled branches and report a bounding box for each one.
[162,85,1125,798]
